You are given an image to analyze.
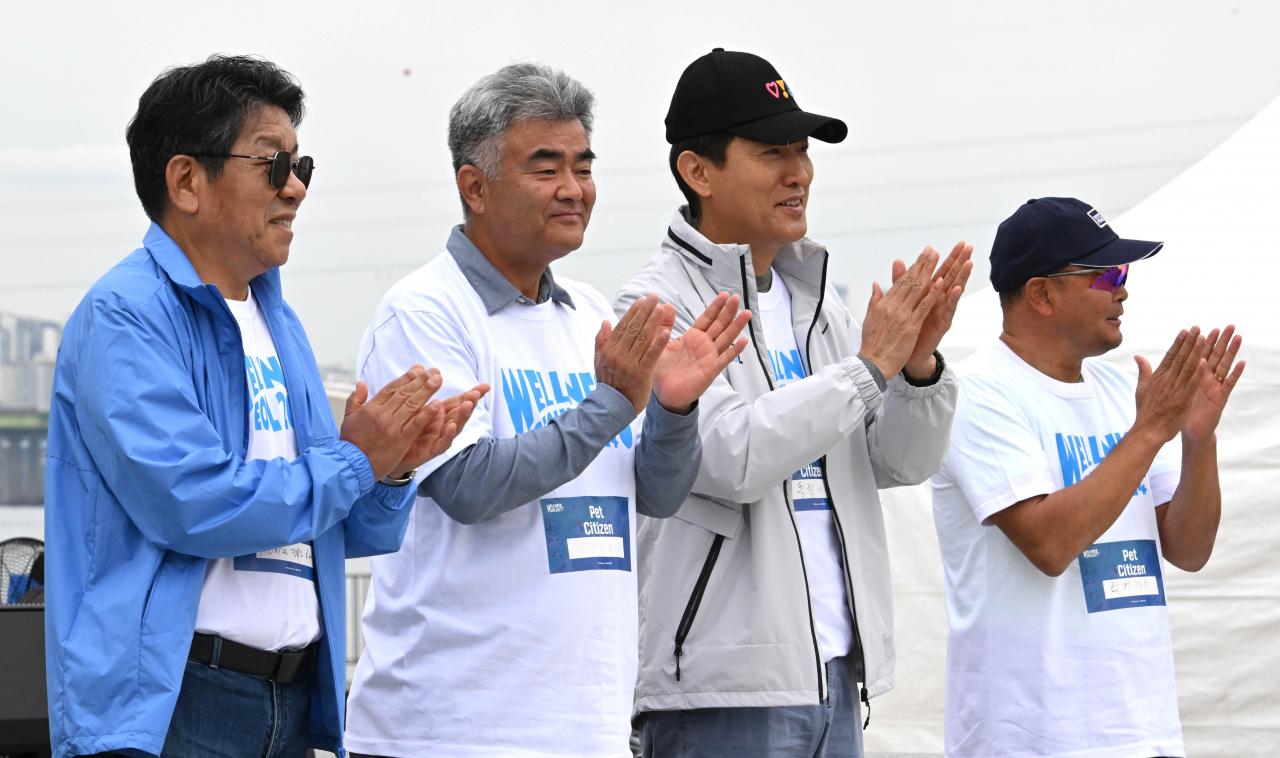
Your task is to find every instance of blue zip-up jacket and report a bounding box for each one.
[44,224,415,758]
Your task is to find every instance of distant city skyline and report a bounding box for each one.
[0,312,59,413]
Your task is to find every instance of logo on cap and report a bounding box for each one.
[1088,208,1108,228]
[765,79,791,99]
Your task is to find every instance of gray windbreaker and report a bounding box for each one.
[614,209,958,713]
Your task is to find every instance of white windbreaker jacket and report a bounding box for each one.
[614,209,958,714]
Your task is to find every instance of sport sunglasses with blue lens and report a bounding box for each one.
[1043,264,1129,293]
[193,150,314,189]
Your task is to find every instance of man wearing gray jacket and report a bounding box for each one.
[616,49,972,757]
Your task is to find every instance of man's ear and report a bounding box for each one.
[676,151,714,201]
[1023,277,1056,317]
[457,164,487,216]
[166,155,203,216]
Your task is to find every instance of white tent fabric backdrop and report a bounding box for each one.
[865,96,1280,756]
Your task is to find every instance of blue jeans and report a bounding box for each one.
[639,653,864,758]
[164,657,312,757]
[81,657,313,758]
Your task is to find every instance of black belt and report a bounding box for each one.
[189,632,315,684]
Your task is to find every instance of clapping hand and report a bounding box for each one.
[899,241,973,377]
[390,383,491,478]
[1132,328,1212,445]
[1181,325,1245,445]
[652,292,751,414]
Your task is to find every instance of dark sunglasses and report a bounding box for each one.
[194,150,314,189]
[1043,264,1129,293]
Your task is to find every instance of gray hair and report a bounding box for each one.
[448,62,595,212]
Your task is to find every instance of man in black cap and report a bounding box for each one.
[615,49,971,757]
[930,198,1244,757]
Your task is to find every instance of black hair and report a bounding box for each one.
[125,54,306,222]
[668,131,735,224]
[998,288,1023,308]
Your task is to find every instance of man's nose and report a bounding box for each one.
[781,153,811,185]
[280,170,307,204]
[556,170,584,202]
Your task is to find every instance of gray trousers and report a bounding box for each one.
[638,653,865,758]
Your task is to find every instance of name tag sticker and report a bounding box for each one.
[1078,539,1165,613]
[541,496,631,574]
[233,543,315,581]
[791,460,830,511]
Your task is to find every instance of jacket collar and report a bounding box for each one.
[664,207,828,292]
[446,224,575,316]
[143,222,284,313]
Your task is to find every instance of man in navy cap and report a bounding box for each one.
[617,49,971,757]
[931,198,1245,757]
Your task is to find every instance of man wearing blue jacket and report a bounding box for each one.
[45,55,485,758]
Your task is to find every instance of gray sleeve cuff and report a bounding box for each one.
[841,356,885,415]
[856,356,888,392]
[901,350,947,387]
[634,392,701,518]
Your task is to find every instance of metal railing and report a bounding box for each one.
[344,568,372,686]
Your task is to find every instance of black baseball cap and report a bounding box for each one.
[665,49,848,145]
[990,197,1163,293]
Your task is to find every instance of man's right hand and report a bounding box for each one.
[339,365,446,481]
[1132,327,1211,445]
[858,248,944,378]
[595,294,672,414]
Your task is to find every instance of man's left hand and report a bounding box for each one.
[389,383,491,479]
[900,241,973,379]
[1182,325,1245,445]
[652,292,751,414]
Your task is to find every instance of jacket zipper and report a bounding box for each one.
[673,533,724,680]
[822,465,870,726]
[740,255,827,704]
[804,252,871,725]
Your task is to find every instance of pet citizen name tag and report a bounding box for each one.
[540,496,631,574]
[791,460,830,511]
[233,543,315,581]
[1078,539,1165,613]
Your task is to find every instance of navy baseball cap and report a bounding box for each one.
[990,197,1163,293]
[665,49,847,145]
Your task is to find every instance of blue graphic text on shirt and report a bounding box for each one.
[502,368,633,448]
[768,348,805,386]
[246,355,294,432]
[1056,432,1148,496]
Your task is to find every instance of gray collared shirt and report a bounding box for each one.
[420,225,702,524]
[446,224,576,314]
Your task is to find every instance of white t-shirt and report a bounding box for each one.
[345,252,644,758]
[756,271,855,663]
[193,290,321,652]
[932,339,1184,758]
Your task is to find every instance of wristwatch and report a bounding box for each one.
[379,469,417,487]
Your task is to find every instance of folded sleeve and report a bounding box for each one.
[76,298,373,559]
[358,308,491,479]
[944,377,1057,525]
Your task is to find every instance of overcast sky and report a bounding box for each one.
[3,0,1279,366]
